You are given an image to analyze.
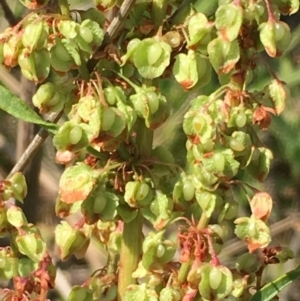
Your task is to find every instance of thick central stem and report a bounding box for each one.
[118,211,143,300]
[118,119,153,300]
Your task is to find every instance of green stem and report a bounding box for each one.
[107,252,118,274]
[118,121,153,300]
[135,118,154,158]
[57,0,70,18]
[197,212,209,230]
[117,211,143,300]
[178,260,191,284]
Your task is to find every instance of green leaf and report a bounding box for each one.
[0,85,58,134]
[249,265,300,301]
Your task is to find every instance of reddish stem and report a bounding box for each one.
[205,230,221,266]
[264,0,276,22]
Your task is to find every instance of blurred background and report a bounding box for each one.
[1,1,300,300]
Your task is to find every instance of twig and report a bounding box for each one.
[7,111,62,179]
[0,65,21,97]
[0,0,20,26]
[7,0,137,178]
[87,0,137,73]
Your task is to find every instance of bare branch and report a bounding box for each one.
[0,1,20,26]
[7,111,62,179]
[87,0,137,72]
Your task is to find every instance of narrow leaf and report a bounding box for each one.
[249,265,300,301]
[0,85,58,134]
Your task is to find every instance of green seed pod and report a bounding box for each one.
[229,131,252,152]
[53,43,73,62]
[9,172,27,202]
[22,21,48,51]
[157,242,176,264]
[93,195,107,214]
[156,244,165,258]
[124,181,139,207]
[235,112,247,128]
[192,114,207,134]
[135,182,150,201]
[50,41,74,72]
[147,42,163,65]
[104,86,116,105]
[101,107,116,131]
[224,202,239,220]
[199,264,233,300]
[213,152,226,172]
[236,253,261,274]
[259,20,291,57]
[18,49,35,79]
[162,31,182,48]
[33,82,55,108]
[209,266,223,290]
[0,247,19,279]
[182,179,195,201]
[68,286,93,301]
[79,27,94,44]
[3,34,23,67]
[146,91,159,114]
[6,206,28,228]
[18,258,36,277]
[209,224,224,238]
[188,13,211,47]
[16,233,37,259]
[69,126,83,145]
